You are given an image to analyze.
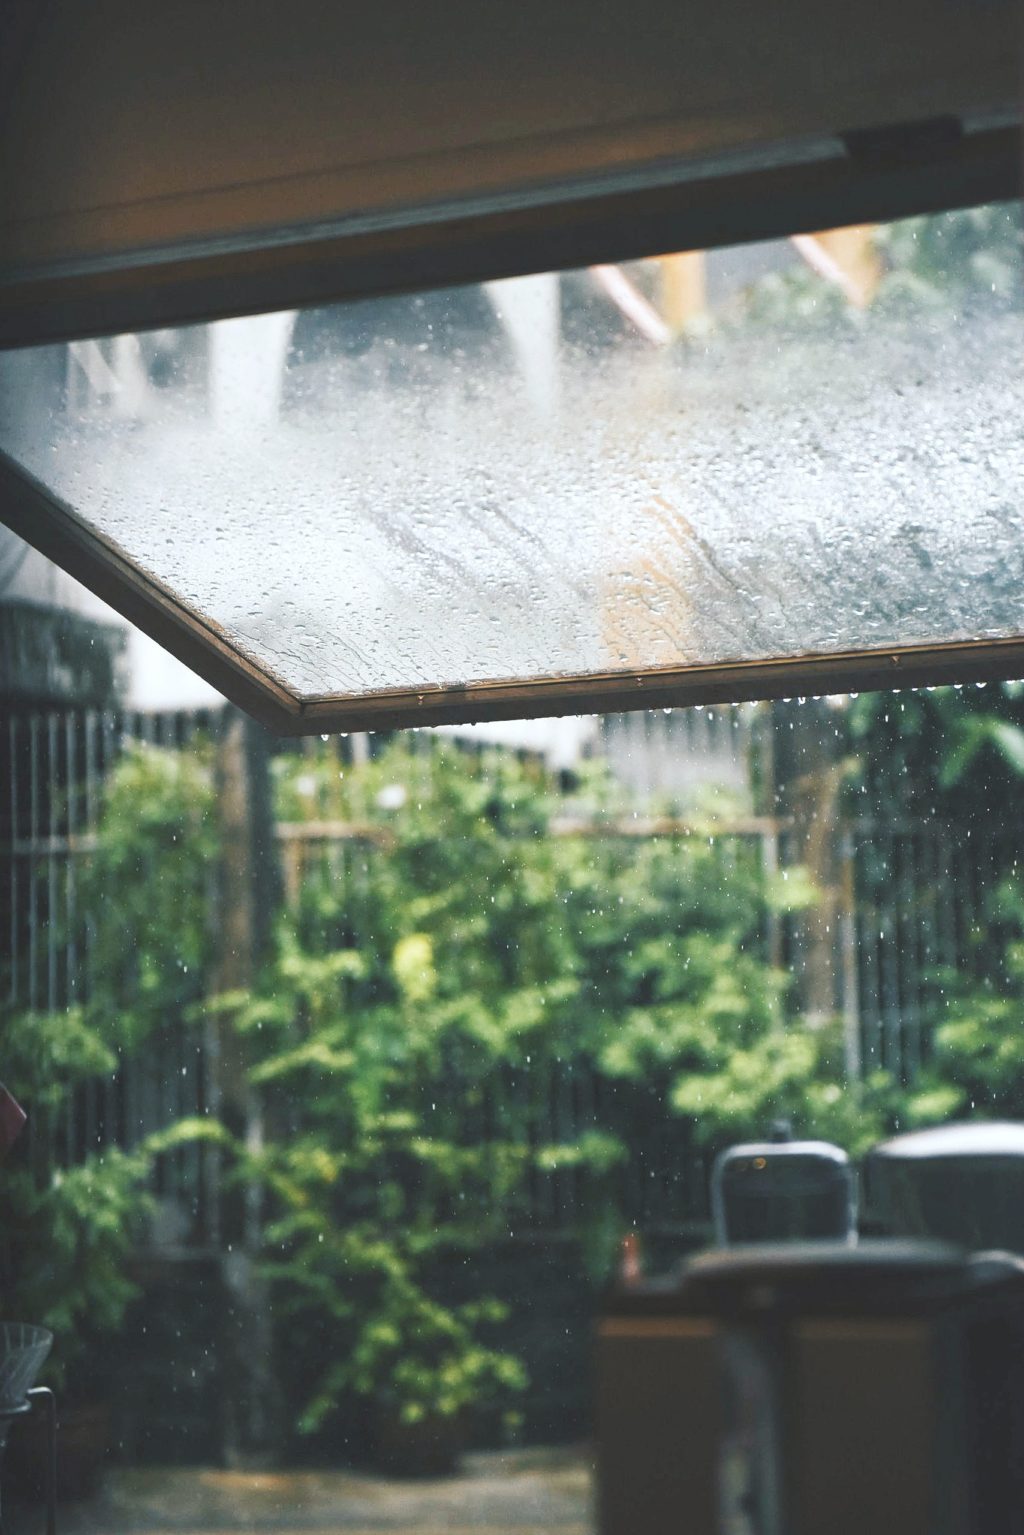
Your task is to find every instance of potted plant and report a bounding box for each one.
[329,1271,525,1475]
[254,1117,527,1476]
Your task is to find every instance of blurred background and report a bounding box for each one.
[2,201,1022,1531]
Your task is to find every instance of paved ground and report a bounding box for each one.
[23,1448,594,1535]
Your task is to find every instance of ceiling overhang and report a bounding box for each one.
[0,0,1020,346]
[0,2,1021,732]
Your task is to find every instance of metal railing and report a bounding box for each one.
[1,704,1007,1247]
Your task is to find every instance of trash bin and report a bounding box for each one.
[597,1240,1024,1535]
[712,1139,855,1246]
[866,1121,1024,1253]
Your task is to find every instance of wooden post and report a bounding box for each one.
[839,827,863,1081]
[773,701,849,1037]
[807,226,882,308]
[752,705,785,977]
[657,252,707,336]
[212,709,283,1466]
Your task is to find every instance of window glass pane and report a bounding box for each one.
[1,204,1021,704]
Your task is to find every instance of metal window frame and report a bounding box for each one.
[1,122,1018,349]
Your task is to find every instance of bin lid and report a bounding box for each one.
[872,1122,1024,1161]
[602,1241,1024,1317]
[716,1140,850,1171]
[678,1238,1016,1316]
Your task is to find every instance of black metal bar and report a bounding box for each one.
[0,1400,30,1535]
[28,715,38,1011]
[7,715,17,1008]
[0,1390,54,1535]
[46,714,57,1016]
[64,712,77,1011]
[25,1390,56,1535]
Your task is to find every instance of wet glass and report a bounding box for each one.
[6,201,1024,1532]
[0,205,1021,707]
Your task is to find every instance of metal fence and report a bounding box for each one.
[3,708,222,1242]
[1,703,1009,1247]
[844,816,996,1081]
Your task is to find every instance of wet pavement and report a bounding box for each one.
[25,1447,593,1535]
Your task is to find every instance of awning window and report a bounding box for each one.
[1,206,1022,732]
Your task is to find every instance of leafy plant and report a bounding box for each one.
[726,201,1022,333]
[202,738,858,1443]
[0,741,218,1395]
[843,681,1024,1128]
[8,722,963,1445]
[874,203,1024,311]
[917,877,1024,1120]
[0,1007,152,1395]
[846,683,1024,821]
[74,741,219,1048]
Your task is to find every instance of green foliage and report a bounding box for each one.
[736,265,852,331]
[668,1019,923,1159]
[2,1006,117,1108]
[75,741,219,1048]
[9,725,964,1436]
[730,201,1021,332]
[846,683,1024,820]
[218,745,578,1433]
[874,203,1024,311]
[919,878,1024,1119]
[0,742,217,1393]
[264,1221,527,1433]
[1,1150,151,1379]
[846,682,1024,1132]
[0,1004,152,1391]
[215,738,867,1436]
